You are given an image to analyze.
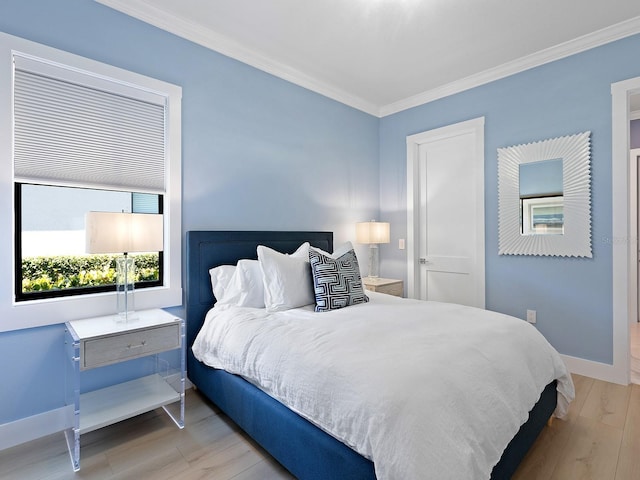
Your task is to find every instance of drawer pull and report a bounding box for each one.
[127,341,147,349]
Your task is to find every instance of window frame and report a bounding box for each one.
[0,32,182,332]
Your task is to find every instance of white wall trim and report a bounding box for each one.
[95,0,379,117]
[561,354,620,384]
[95,1,640,118]
[382,16,640,117]
[0,406,72,451]
[406,117,485,307]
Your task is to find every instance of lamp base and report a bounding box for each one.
[116,255,136,322]
[367,244,379,278]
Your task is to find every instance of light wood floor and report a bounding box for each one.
[1,374,639,480]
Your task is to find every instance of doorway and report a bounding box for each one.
[406,117,485,308]
[611,79,640,385]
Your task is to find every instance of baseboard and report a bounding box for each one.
[0,377,193,452]
[561,354,627,385]
[0,405,72,451]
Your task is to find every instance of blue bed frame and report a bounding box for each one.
[186,230,557,479]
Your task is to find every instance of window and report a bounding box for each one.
[16,184,163,301]
[0,32,182,331]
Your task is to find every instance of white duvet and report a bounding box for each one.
[192,292,574,480]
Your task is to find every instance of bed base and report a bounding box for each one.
[189,356,376,479]
[186,230,557,479]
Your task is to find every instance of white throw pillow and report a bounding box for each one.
[216,259,265,308]
[257,242,314,312]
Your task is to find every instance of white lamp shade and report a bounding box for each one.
[86,212,163,254]
[356,221,390,244]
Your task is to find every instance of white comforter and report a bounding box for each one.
[192,292,574,480]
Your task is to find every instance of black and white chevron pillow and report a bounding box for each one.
[308,248,369,312]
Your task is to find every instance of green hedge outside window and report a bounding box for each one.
[21,254,159,293]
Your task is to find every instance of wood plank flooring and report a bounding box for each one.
[513,374,640,480]
[2,374,639,479]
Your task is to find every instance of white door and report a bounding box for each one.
[407,118,485,308]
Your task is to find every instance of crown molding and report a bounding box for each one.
[97,1,640,119]
[95,0,379,116]
[379,16,640,117]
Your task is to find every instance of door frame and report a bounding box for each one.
[406,117,485,306]
[611,77,640,385]
[630,147,640,325]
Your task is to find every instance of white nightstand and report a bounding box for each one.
[362,277,404,297]
[64,309,185,471]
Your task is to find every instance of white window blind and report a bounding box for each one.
[13,55,166,193]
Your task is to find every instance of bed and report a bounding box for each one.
[186,230,573,479]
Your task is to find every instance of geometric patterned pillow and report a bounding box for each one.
[308,248,369,312]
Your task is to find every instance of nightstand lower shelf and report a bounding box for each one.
[79,374,181,434]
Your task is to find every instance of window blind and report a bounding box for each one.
[13,57,166,193]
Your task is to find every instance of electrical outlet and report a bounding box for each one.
[526,310,536,324]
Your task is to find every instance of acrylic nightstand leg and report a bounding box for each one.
[64,427,80,472]
[64,327,81,471]
[178,318,185,428]
[162,318,186,429]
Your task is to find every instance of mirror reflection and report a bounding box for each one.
[519,158,563,235]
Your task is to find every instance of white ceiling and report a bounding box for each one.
[98,0,640,117]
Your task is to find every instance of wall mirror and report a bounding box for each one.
[498,131,591,257]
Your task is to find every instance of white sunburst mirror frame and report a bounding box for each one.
[498,131,592,257]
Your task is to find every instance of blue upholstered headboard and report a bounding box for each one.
[185,231,333,350]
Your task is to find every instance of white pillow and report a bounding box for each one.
[216,259,265,308]
[257,242,314,312]
[209,264,236,301]
[309,241,354,259]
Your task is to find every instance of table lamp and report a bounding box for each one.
[356,220,390,278]
[85,212,163,321]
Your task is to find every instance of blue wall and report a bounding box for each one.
[379,33,640,364]
[0,0,379,424]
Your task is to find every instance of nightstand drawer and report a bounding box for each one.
[82,323,180,370]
